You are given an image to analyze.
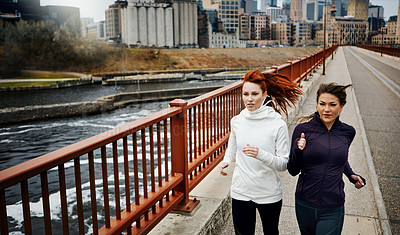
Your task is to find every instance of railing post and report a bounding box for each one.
[169,99,200,213]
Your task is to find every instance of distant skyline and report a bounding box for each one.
[41,0,398,22]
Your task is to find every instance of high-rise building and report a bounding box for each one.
[0,0,44,21]
[81,18,94,37]
[106,1,125,42]
[259,0,277,12]
[303,0,324,21]
[266,6,283,22]
[272,21,295,45]
[331,0,343,17]
[295,21,322,45]
[87,21,106,40]
[368,5,384,32]
[217,0,240,33]
[290,0,303,21]
[239,13,270,40]
[282,0,291,19]
[241,0,257,14]
[347,0,369,20]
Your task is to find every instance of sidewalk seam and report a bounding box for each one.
[343,47,392,235]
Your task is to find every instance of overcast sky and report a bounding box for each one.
[41,0,398,22]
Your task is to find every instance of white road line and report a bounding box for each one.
[347,48,400,98]
[343,47,393,235]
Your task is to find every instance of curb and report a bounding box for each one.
[344,48,392,235]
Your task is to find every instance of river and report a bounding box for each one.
[0,79,237,234]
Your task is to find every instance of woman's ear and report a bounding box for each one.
[262,91,268,99]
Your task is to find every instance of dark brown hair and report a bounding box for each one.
[299,82,353,122]
[242,70,303,117]
[316,82,352,106]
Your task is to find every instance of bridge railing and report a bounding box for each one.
[0,45,336,235]
[357,44,400,57]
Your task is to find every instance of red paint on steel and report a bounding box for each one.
[58,164,69,235]
[40,172,52,235]
[88,151,99,234]
[112,141,121,220]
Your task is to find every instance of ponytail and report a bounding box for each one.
[242,70,303,117]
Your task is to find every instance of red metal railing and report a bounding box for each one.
[0,45,336,235]
[357,44,400,57]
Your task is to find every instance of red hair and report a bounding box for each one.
[242,70,303,117]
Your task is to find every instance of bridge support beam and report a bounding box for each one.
[169,99,200,213]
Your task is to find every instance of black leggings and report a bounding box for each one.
[232,198,282,235]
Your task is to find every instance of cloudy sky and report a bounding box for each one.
[40,0,398,22]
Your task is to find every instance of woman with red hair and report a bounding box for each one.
[219,70,302,235]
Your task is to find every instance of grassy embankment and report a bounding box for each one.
[0,70,80,88]
[100,47,321,72]
[1,47,320,88]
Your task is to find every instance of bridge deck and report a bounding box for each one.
[151,47,399,235]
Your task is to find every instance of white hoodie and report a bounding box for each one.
[222,105,289,204]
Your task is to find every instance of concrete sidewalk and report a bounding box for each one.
[150,47,387,235]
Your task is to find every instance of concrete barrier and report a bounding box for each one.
[0,101,114,125]
[0,85,224,124]
[97,85,224,106]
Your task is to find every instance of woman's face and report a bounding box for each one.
[242,82,267,111]
[317,93,343,129]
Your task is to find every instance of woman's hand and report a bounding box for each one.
[351,175,365,189]
[242,144,259,158]
[297,133,306,150]
[219,162,229,176]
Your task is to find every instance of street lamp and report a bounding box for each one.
[323,0,326,75]
[323,0,336,74]
[331,1,337,59]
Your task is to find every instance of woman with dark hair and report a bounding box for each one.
[219,70,303,235]
[288,82,366,235]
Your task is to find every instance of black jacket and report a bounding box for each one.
[288,113,362,208]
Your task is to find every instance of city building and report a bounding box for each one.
[271,21,295,45]
[197,1,226,48]
[81,18,94,37]
[241,0,257,14]
[0,0,44,21]
[303,0,324,21]
[106,1,125,43]
[217,0,240,33]
[120,0,198,48]
[259,0,277,12]
[347,0,369,20]
[387,15,398,35]
[368,5,385,32]
[290,0,303,21]
[266,6,283,22]
[331,0,344,17]
[295,21,322,45]
[239,13,270,40]
[87,21,106,40]
[372,15,400,45]
[44,5,81,33]
[209,30,246,48]
[0,0,80,32]
[317,17,368,45]
[281,0,291,20]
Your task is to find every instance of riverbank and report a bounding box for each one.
[0,47,319,91]
[0,85,224,125]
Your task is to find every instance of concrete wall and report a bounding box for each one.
[0,101,114,125]
[1,86,224,124]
